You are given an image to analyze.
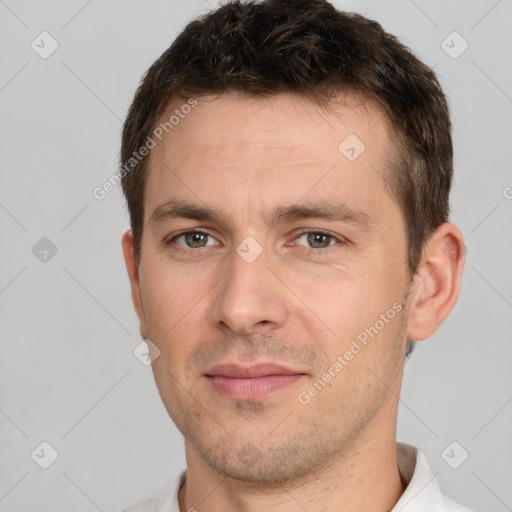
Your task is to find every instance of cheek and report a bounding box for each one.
[139,264,206,365]
[141,266,209,400]
[294,268,405,358]
[140,259,207,321]
[139,260,230,363]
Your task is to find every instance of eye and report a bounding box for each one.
[293,230,345,253]
[167,229,219,249]
[164,228,345,254]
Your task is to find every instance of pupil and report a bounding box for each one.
[187,232,205,247]
[309,233,329,248]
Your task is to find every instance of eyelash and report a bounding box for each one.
[164,228,346,256]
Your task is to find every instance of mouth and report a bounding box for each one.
[204,363,307,400]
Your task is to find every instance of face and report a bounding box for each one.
[126,92,414,483]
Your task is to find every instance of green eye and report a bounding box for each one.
[294,230,343,251]
[183,232,209,248]
[168,230,218,249]
[305,232,334,249]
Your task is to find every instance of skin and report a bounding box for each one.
[122,92,465,512]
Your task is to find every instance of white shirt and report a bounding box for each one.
[122,442,475,512]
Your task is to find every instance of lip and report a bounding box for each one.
[206,363,303,378]
[205,363,307,400]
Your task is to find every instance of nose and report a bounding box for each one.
[211,243,289,336]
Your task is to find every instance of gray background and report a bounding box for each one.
[0,1,511,511]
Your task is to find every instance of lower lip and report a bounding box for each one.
[207,374,304,400]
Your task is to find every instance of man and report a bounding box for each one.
[120,0,473,510]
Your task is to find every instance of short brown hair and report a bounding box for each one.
[120,0,453,356]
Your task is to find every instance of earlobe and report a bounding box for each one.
[121,230,148,339]
[405,223,465,342]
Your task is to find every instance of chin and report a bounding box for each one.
[192,430,338,485]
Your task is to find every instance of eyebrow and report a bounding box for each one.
[149,198,372,231]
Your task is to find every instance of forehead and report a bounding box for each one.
[144,92,396,224]
[156,92,391,159]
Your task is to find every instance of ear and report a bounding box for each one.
[121,230,148,339]
[406,223,465,342]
